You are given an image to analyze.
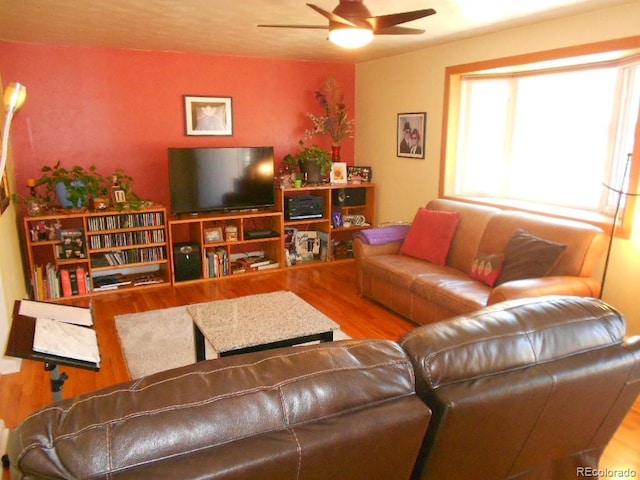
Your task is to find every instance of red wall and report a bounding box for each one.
[0,42,355,208]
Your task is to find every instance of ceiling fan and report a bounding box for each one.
[258,1,437,49]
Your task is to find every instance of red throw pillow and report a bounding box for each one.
[400,208,461,266]
[470,253,505,287]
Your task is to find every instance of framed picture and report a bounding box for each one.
[184,95,233,136]
[347,166,372,183]
[397,112,426,159]
[204,227,224,244]
[0,172,10,215]
[330,162,347,184]
[111,185,127,205]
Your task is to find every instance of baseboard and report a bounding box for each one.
[0,357,21,375]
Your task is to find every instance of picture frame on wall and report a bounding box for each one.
[184,95,233,136]
[0,172,10,215]
[397,112,426,159]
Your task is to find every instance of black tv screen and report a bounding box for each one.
[168,146,275,215]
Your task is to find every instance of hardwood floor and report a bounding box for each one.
[1,262,639,477]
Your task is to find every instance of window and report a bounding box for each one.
[442,38,640,232]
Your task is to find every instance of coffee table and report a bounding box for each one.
[187,291,339,361]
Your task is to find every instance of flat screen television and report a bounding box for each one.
[168,146,275,215]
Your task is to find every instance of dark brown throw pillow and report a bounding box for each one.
[495,228,567,286]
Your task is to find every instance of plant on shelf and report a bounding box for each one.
[36,162,107,209]
[283,141,332,184]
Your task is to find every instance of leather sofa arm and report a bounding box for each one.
[488,276,602,305]
[353,237,403,259]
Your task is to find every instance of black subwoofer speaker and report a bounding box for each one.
[173,242,202,282]
[332,187,366,207]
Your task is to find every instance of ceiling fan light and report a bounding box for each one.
[329,28,373,49]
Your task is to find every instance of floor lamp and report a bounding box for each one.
[600,153,638,299]
[0,82,27,183]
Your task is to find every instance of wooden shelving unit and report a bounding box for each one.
[22,206,170,300]
[278,183,376,267]
[167,183,376,283]
[168,209,284,283]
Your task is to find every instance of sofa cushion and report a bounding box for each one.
[400,208,461,266]
[470,253,504,287]
[496,229,567,285]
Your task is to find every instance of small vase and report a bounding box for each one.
[331,145,341,163]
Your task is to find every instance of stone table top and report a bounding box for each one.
[187,291,339,355]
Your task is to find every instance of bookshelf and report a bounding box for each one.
[22,206,170,300]
[168,209,283,283]
[278,183,376,267]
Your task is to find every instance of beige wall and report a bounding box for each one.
[355,2,640,335]
[0,137,27,374]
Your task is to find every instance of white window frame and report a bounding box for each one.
[441,37,640,237]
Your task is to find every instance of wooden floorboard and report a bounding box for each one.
[1,262,638,477]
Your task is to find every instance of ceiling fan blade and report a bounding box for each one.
[366,8,436,32]
[375,26,425,35]
[306,3,358,28]
[258,24,327,30]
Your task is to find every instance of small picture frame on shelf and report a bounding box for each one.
[330,162,347,184]
[204,227,224,244]
[225,225,238,242]
[347,166,372,183]
[111,185,127,205]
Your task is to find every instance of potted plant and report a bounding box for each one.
[283,141,332,185]
[36,162,106,209]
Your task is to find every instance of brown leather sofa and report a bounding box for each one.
[355,198,607,325]
[8,296,640,480]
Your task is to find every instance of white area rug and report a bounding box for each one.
[115,291,350,379]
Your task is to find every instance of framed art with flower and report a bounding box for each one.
[184,95,233,136]
[397,112,426,159]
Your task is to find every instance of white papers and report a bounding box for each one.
[33,317,100,366]
[19,299,93,326]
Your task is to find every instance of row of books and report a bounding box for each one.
[88,228,165,249]
[86,211,165,232]
[90,247,166,268]
[32,264,91,300]
[32,263,165,299]
[204,249,280,278]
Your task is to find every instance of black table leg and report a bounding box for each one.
[194,324,206,362]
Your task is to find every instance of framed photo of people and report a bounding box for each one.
[397,112,426,159]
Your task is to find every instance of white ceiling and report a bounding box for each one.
[0,0,634,63]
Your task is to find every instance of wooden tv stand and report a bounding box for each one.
[167,183,376,284]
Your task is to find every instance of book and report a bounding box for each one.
[33,317,100,366]
[93,274,131,290]
[60,269,72,297]
[18,299,93,326]
[132,274,163,286]
[237,255,272,268]
[256,261,280,271]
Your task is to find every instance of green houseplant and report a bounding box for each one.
[37,162,107,209]
[283,141,332,184]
